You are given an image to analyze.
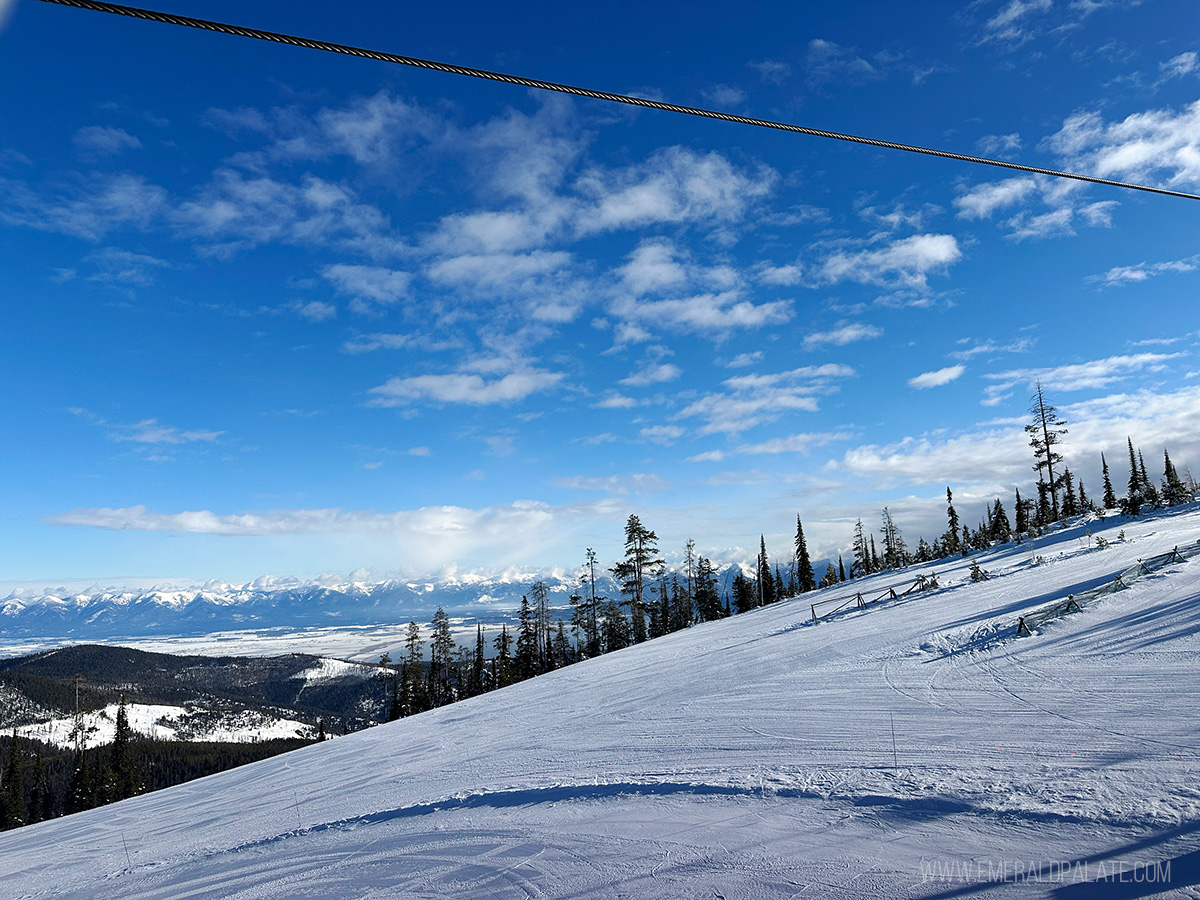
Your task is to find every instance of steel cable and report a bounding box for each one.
[28,0,1200,202]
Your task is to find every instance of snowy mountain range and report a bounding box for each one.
[0,563,780,642]
[0,570,602,639]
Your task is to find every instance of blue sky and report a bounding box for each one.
[1,0,1198,588]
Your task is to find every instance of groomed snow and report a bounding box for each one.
[2,507,1199,898]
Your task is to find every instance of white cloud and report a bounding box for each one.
[0,173,168,241]
[678,364,855,435]
[747,60,791,85]
[726,351,764,368]
[43,498,632,574]
[955,174,1119,241]
[820,234,961,288]
[640,425,685,445]
[81,247,170,286]
[322,264,412,314]
[1159,51,1198,81]
[975,133,1023,159]
[368,369,564,406]
[908,365,966,389]
[979,0,1053,45]
[620,362,682,386]
[954,177,1040,219]
[71,409,224,445]
[835,383,1200,492]
[701,84,748,106]
[294,300,336,322]
[1089,254,1200,287]
[73,126,142,156]
[950,337,1035,361]
[576,147,776,234]
[1043,100,1200,191]
[733,431,855,455]
[805,39,881,89]
[982,353,1183,403]
[552,473,668,495]
[618,240,689,294]
[803,323,883,350]
[174,170,402,258]
[594,394,638,409]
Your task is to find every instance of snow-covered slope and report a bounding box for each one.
[2,508,1199,898]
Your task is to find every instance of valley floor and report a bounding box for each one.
[3,508,1200,898]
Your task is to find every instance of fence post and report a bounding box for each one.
[1017,616,1030,636]
[811,604,818,625]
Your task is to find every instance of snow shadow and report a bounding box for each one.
[918,818,1200,899]
[229,780,830,855]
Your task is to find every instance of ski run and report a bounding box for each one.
[2,506,1199,898]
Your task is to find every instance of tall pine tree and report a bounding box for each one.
[794,516,816,593]
[1025,382,1067,521]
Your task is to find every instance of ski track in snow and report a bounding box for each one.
[3,508,1200,897]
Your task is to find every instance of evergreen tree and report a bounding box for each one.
[756,536,775,606]
[1,732,22,829]
[1060,469,1079,518]
[1101,452,1118,509]
[610,515,663,644]
[851,519,870,577]
[109,697,138,802]
[1014,487,1029,535]
[880,507,907,569]
[989,499,1012,543]
[1138,450,1161,509]
[693,557,724,621]
[869,535,880,572]
[1078,478,1090,512]
[1124,437,1144,517]
[794,516,816,593]
[471,624,486,696]
[670,575,691,631]
[403,621,428,712]
[1035,479,1052,527]
[515,595,539,680]
[1026,381,1068,521]
[599,600,632,652]
[818,563,838,588]
[1163,449,1190,505]
[429,607,454,706]
[29,750,48,824]
[530,581,551,672]
[552,621,572,668]
[492,626,514,688]
[683,539,697,618]
[585,548,602,656]
[943,488,961,555]
[838,555,847,581]
[732,570,756,613]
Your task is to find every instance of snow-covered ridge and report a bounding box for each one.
[15,702,315,749]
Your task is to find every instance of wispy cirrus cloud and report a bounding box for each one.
[803,323,883,350]
[1088,254,1200,287]
[677,364,855,435]
[70,408,223,445]
[367,368,564,407]
[909,365,966,389]
[980,352,1183,405]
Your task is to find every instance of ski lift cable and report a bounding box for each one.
[29,0,1200,203]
